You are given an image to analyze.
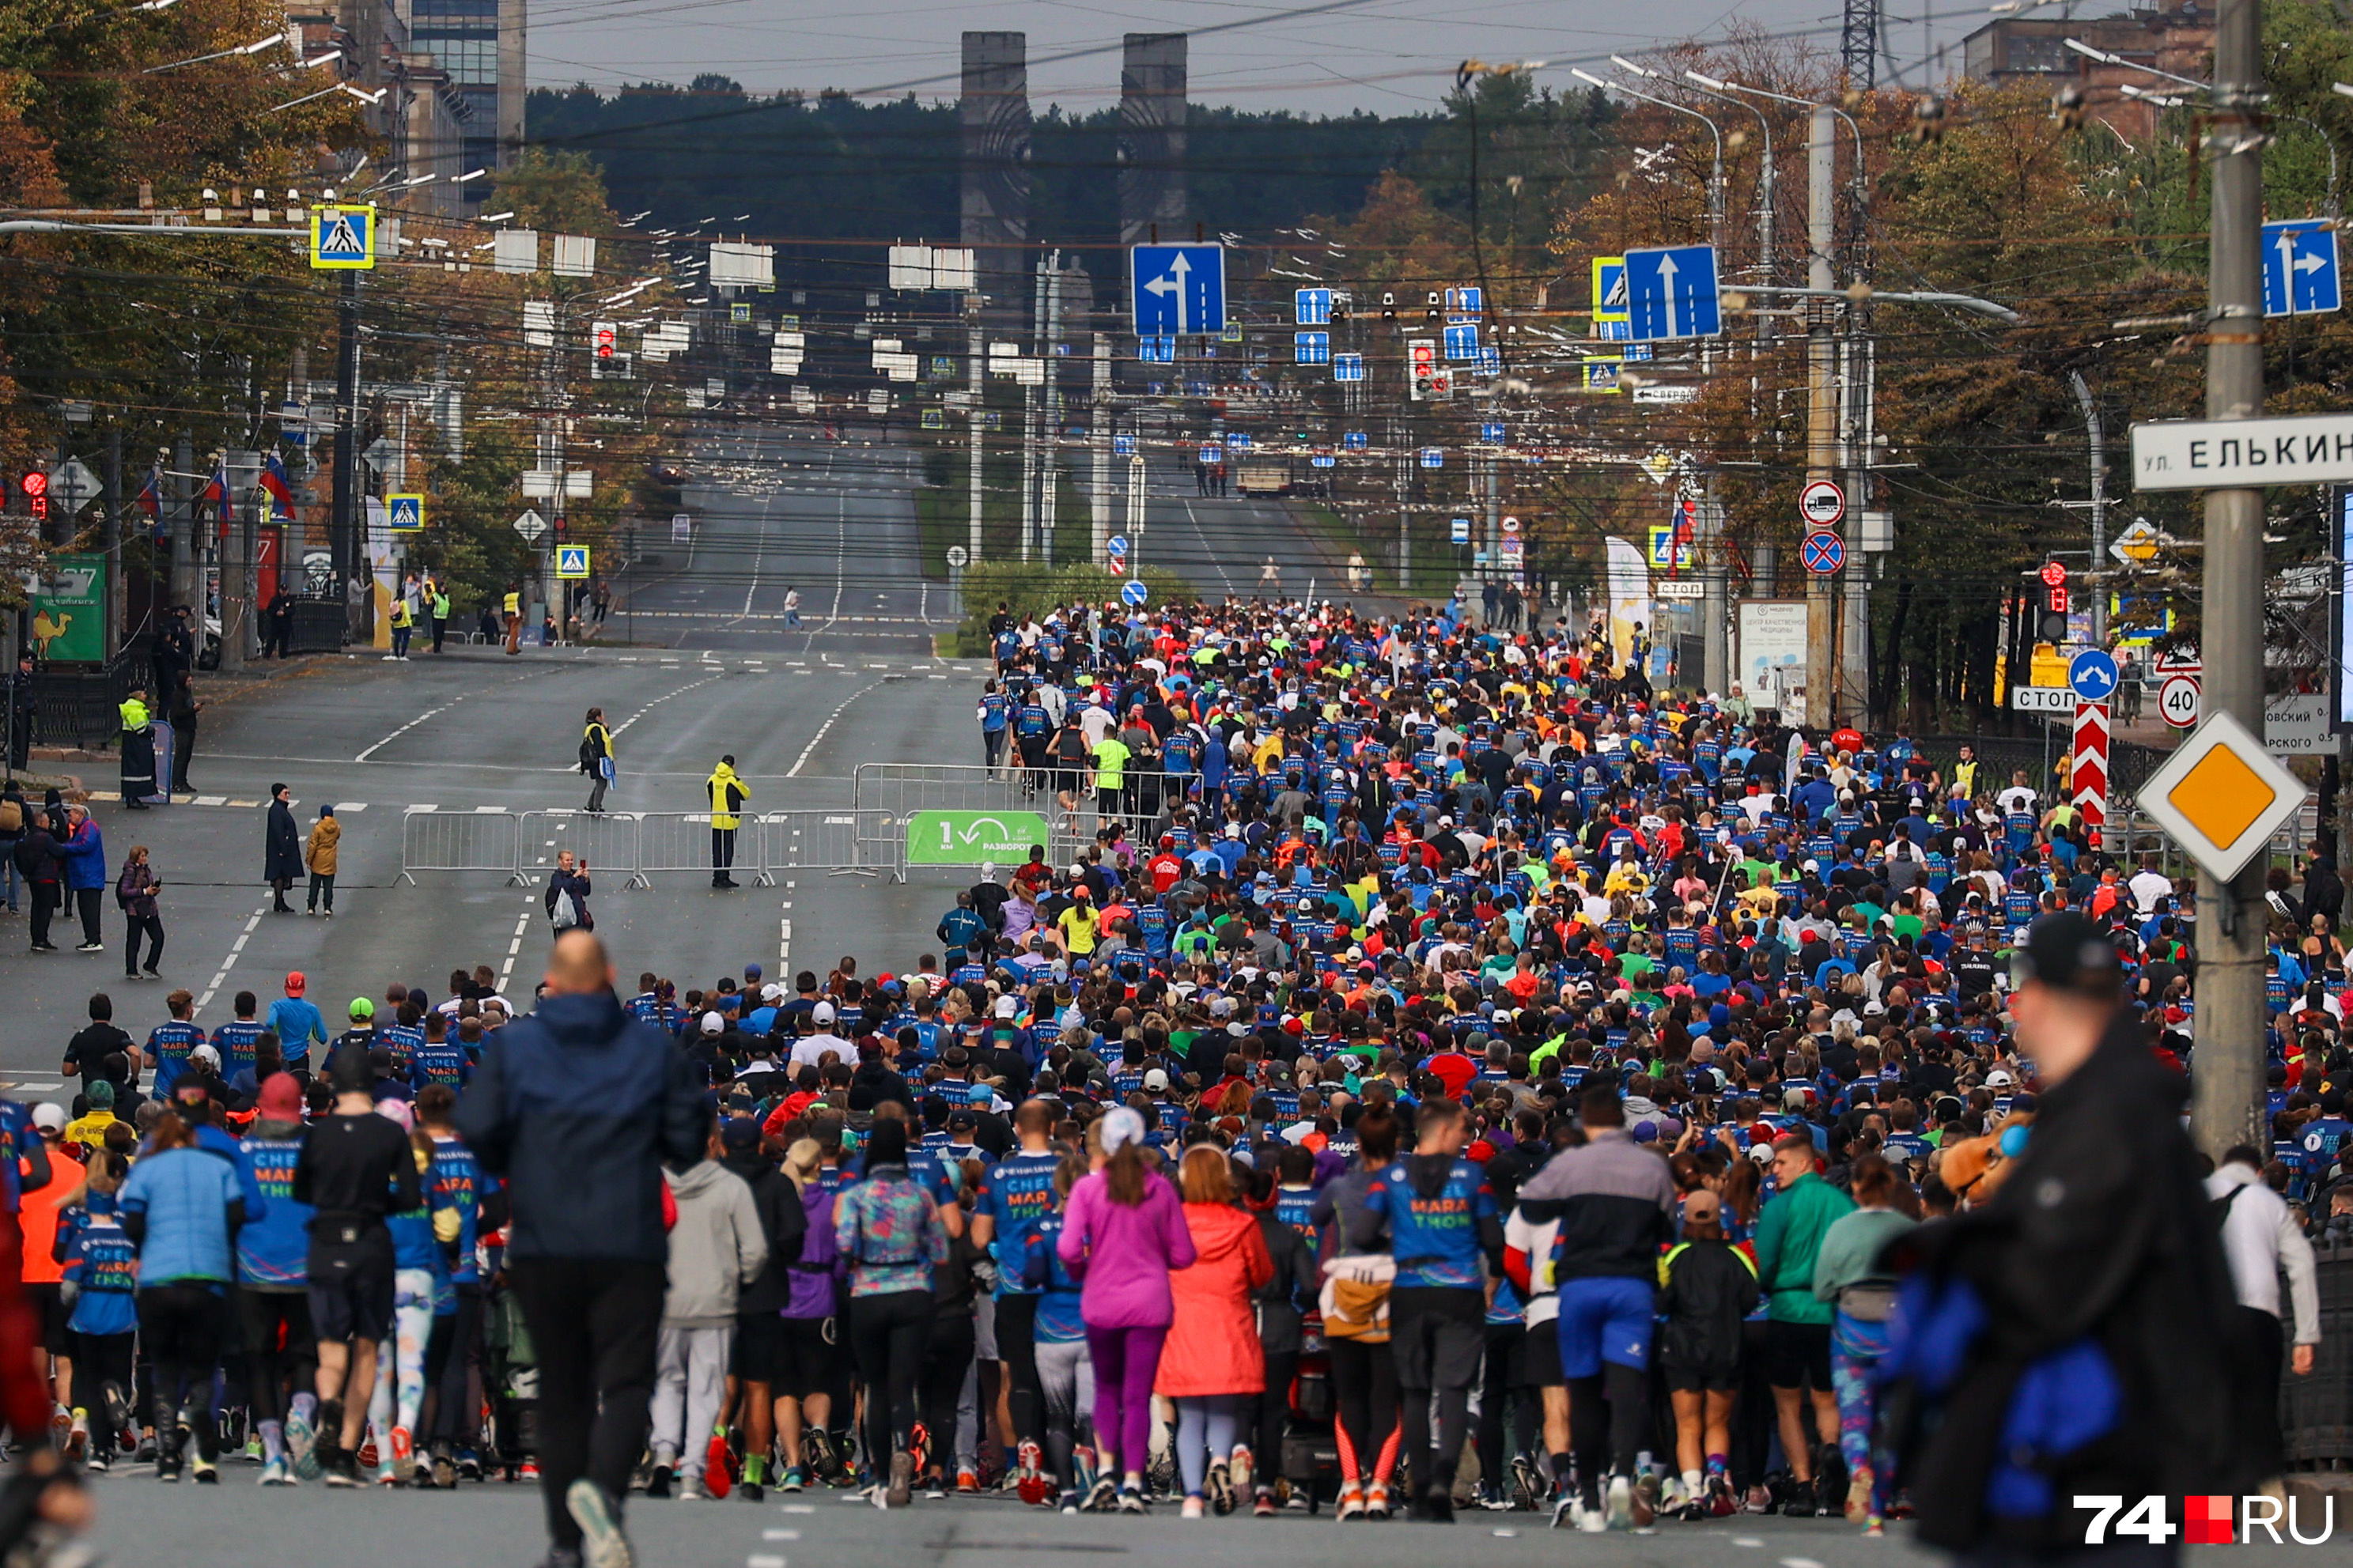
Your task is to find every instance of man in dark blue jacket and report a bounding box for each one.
[457,931,705,1568]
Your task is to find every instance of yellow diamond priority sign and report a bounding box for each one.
[2133,709,2307,883]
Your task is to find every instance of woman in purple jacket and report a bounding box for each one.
[1057,1106,1194,1512]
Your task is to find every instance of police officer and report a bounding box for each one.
[118,688,155,810]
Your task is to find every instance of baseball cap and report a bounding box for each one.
[994,995,1019,1018]
[349,998,375,1021]
[720,1117,763,1152]
[700,1011,724,1036]
[29,1105,65,1133]
[1682,1189,1723,1226]
[761,983,785,1003]
[1143,1067,1171,1091]
[2013,910,2120,994]
[812,1001,837,1025]
[1986,1068,2015,1088]
[257,1074,303,1120]
[285,971,306,995]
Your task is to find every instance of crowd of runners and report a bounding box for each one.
[0,593,2332,1568]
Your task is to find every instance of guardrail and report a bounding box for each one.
[852,761,1194,871]
[403,806,906,886]
[399,807,528,886]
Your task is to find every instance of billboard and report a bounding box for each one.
[1737,599,1808,712]
[29,554,105,663]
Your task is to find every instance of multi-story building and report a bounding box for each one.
[1960,0,2215,142]
[287,2,525,211]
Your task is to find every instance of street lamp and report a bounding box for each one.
[1612,58,1776,335]
[1572,68,1724,251]
[1690,72,1869,283]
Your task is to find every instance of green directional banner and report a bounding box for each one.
[906,809,1050,866]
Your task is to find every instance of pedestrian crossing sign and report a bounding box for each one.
[309,205,376,270]
[556,545,591,580]
[386,493,424,531]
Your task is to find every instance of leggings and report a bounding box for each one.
[1326,1335,1399,1485]
[1084,1323,1166,1477]
[1832,1325,1891,1514]
[425,1287,482,1448]
[366,1268,434,1447]
[1036,1337,1095,1484]
[73,1331,135,1457]
[846,1290,931,1467]
[919,1307,974,1472]
[1476,1324,1536,1493]
[993,1293,1044,1453]
[1568,1364,1650,1502]
[138,1281,225,1462]
[1173,1392,1242,1498]
[237,1287,317,1425]
[1251,1349,1297,1483]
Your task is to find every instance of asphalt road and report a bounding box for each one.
[0,426,993,1097]
[79,1467,1969,1568]
[1133,448,1368,606]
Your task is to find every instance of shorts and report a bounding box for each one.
[309,1269,395,1345]
[1765,1320,1833,1392]
[1054,768,1084,798]
[773,1315,836,1400]
[1553,1275,1655,1381]
[1663,1364,1741,1394]
[24,1283,65,1353]
[732,1310,783,1385]
[1521,1311,1564,1387]
[1387,1286,1484,1391]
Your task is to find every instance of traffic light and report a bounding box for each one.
[20,470,46,522]
[592,320,617,358]
[1408,338,1437,400]
[1425,291,1442,322]
[1380,292,1396,322]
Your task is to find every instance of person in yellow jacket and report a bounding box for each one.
[119,690,156,809]
[502,584,523,656]
[707,755,747,889]
[387,594,414,661]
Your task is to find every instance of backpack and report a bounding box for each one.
[0,799,19,834]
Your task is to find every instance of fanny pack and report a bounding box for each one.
[1319,1253,1395,1343]
[1837,1281,1900,1323]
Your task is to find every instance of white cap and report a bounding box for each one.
[994,995,1019,1018]
[811,1001,837,1026]
[700,1011,724,1036]
[1986,1068,2014,1088]
[1142,1067,1171,1091]
[191,1044,221,1068]
[761,983,785,1003]
[1102,1105,1147,1154]
[30,1105,65,1132]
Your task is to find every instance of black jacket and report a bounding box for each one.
[263,799,301,882]
[455,990,706,1264]
[1253,1208,1320,1356]
[721,1148,808,1315]
[1656,1237,1760,1376]
[1894,1011,2254,1551]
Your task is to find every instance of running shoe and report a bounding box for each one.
[924,1474,948,1501]
[357,1434,380,1469]
[1509,1453,1543,1510]
[780,1467,805,1494]
[63,1416,84,1465]
[909,1423,932,1483]
[703,1430,734,1498]
[520,1460,542,1482]
[1254,1488,1278,1517]
[1364,1478,1390,1519]
[740,1479,763,1503]
[432,1451,458,1490]
[1421,1485,1455,1523]
[1844,1464,1874,1523]
[390,1425,417,1484]
[677,1475,707,1502]
[567,1478,637,1568]
[1477,1484,1511,1511]
[457,1448,485,1482]
[645,1464,672,1499]
[193,1458,219,1486]
[1337,1479,1367,1521]
[1632,1470,1659,1528]
[1206,1459,1234,1516]
[887,1449,914,1509]
[1708,1474,1739,1518]
[1080,1475,1120,1513]
[1180,1494,1206,1520]
[1606,1473,1634,1531]
[1116,1483,1148,1513]
[1577,1498,1607,1534]
[1016,1438,1050,1506]
[286,1407,320,1482]
[1549,1493,1579,1531]
[47,1408,70,1453]
[955,1465,981,1494]
[1228,1444,1252,1494]
[323,1452,362,1488]
[1059,1489,1082,1513]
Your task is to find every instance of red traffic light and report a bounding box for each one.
[2038,559,2067,588]
[20,470,47,498]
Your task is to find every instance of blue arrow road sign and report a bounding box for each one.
[1801,530,1844,576]
[2068,648,2119,703]
[1295,331,1330,365]
[1130,245,1226,335]
[1442,323,1479,361]
[1420,448,1444,469]
[1624,244,1722,340]
[2262,220,2341,318]
[1343,431,1368,451]
[1122,579,1150,607]
[1113,434,1135,455]
[1481,421,1507,444]
[1295,288,1332,325]
[1333,353,1365,382]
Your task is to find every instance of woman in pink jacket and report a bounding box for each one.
[1057,1106,1194,1512]
[1158,1144,1272,1518]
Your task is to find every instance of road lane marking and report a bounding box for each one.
[786,680,881,777]
[198,899,274,1012]
[356,700,456,763]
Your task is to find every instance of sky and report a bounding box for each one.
[523,0,1987,118]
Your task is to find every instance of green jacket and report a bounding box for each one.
[1752,1171,1855,1324]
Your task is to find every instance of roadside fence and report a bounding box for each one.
[402,805,906,886]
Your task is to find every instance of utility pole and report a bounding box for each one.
[1803,106,1838,727]
[1090,334,1111,565]
[1020,252,1045,560]
[330,270,361,607]
[2069,369,2109,645]
[169,432,195,614]
[1700,472,1730,693]
[967,308,984,564]
[2189,0,2268,1162]
[1040,259,1062,566]
[101,429,121,659]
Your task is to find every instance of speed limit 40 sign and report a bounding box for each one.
[2158,673,2201,729]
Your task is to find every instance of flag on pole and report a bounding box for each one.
[136,467,160,520]
[260,451,297,520]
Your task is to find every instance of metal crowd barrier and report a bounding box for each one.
[852,761,1193,872]
[399,807,527,886]
[402,807,906,886]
